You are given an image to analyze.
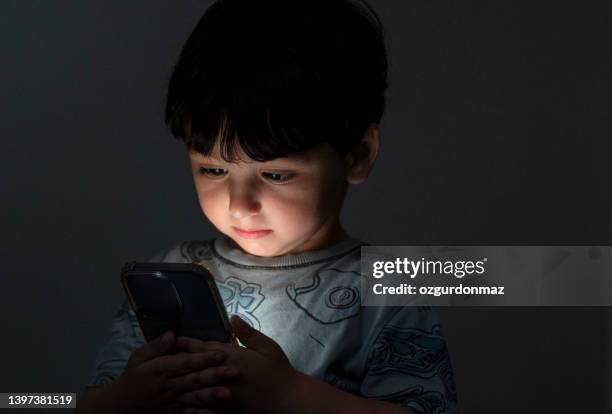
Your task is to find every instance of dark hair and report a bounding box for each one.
[164,0,387,162]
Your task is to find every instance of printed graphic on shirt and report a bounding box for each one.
[180,240,214,263]
[217,276,264,329]
[308,333,326,348]
[365,324,457,413]
[286,269,361,324]
[368,324,448,377]
[375,385,446,414]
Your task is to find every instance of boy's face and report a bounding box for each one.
[188,142,349,257]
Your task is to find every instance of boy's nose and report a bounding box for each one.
[228,187,261,219]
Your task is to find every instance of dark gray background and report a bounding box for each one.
[1,1,611,413]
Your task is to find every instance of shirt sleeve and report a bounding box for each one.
[85,298,145,388]
[359,306,459,414]
[84,246,170,388]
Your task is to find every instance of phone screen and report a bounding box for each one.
[121,262,232,344]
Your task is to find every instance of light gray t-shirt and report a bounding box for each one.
[86,235,459,414]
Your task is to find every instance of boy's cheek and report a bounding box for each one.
[198,190,228,218]
[195,183,225,201]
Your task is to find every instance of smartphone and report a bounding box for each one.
[121,261,234,350]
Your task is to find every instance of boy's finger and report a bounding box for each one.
[155,351,227,378]
[130,331,175,366]
[176,337,229,353]
[177,386,232,405]
[167,365,239,392]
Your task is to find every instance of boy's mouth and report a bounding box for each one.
[233,227,273,239]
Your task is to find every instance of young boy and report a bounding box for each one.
[77,0,458,413]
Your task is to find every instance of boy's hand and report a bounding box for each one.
[111,331,234,414]
[175,315,304,414]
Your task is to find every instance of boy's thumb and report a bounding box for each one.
[231,315,280,355]
[133,331,175,364]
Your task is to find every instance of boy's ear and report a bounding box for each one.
[345,123,380,184]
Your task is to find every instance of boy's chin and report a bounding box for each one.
[228,236,297,258]
[227,236,279,257]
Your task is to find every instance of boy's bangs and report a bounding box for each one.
[184,101,323,163]
[172,60,343,163]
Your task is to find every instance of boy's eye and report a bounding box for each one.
[198,167,227,178]
[262,172,295,183]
